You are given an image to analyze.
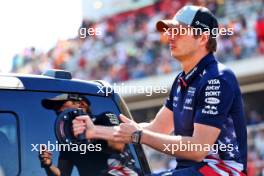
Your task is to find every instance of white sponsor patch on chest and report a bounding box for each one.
[205,97,220,104]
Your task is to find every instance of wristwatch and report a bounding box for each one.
[131,130,142,144]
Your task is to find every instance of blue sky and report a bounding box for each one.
[0,0,82,72]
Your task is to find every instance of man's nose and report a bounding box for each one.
[169,35,176,43]
[168,30,177,40]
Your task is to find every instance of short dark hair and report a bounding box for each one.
[206,36,217,52]
[194,34,217,52]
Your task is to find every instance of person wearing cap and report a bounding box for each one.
[39,93,135,176]
[42,93,92,114]
[40,93,107,176]
[72,5,247,176]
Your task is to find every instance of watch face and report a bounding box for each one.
[132,132,139,143]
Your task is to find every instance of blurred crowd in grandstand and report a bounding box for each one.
[11,0,264,83]
[248,125,264,176]
[9,0,264,175]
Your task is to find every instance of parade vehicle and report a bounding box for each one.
[0,70,151,176]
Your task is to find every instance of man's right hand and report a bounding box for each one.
[72,115,95,139]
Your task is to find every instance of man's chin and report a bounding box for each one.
[171,51,179,59]
[171,52,184,62]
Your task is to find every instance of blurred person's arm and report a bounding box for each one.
[39,150,73,176]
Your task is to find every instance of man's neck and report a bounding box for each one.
[181,51,209,74]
